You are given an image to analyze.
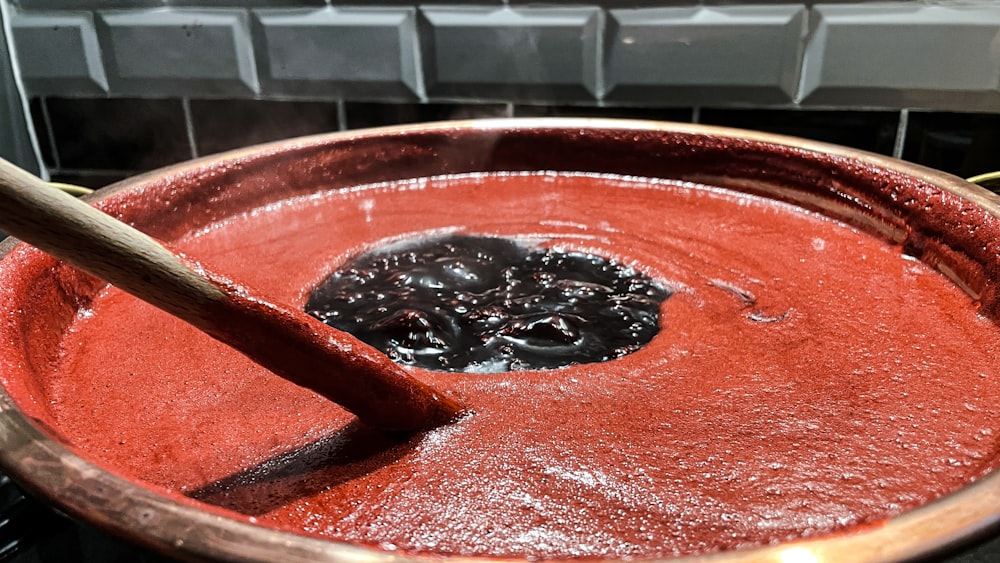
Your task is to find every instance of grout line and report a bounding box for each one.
[892,109,909,159]
[593,8,605,102]
[792,6,812,105]
[38,97,62,170]
[0,0,48,179]
[505,102,514,118]
[411,8,428,103]
[337,99,348,131]
[691,107,701,124]
[181,97,199,159]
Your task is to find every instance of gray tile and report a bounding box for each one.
[332,0,501,4]
[253,7,419,100]
[605,5,805,105]
[169,0,322,5]
[11,12,108,95]
[420,6,600,102]
[511,0,694,5]
[800,3,1000,111]
[15,0,162,8]
[97,8,258,97]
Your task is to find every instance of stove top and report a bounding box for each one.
[3,473,1000,562]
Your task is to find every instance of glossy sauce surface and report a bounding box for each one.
[44,172,1000,558]
[306,235,669,372]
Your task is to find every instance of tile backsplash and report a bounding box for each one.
[902,112,1000,179]
[44,97,190,170]
[697,108,899,155]
[28,96,1000,189]
[188,98,339,155]
[4,0,1000,186]
[11,2,1000,108]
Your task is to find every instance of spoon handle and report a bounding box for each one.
[0,161,228,316]
[0,158,464,431]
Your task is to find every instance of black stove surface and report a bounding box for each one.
[4,474,1000,562]
[1,476,171,563]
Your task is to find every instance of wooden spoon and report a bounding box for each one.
[0,158,465,432]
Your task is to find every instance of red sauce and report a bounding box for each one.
[18,172,1000,557]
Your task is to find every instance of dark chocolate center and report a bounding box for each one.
[306,235,669,372]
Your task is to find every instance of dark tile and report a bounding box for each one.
[514,105,693,122]
[45,97,191,171]
[344,102,508,130]
[50,171,133,190]
[29,98,56,168]
[699,108,899,155]
[902,112,1000,179]
[189,99,340,156]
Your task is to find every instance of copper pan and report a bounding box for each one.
[2,119,1000,562]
